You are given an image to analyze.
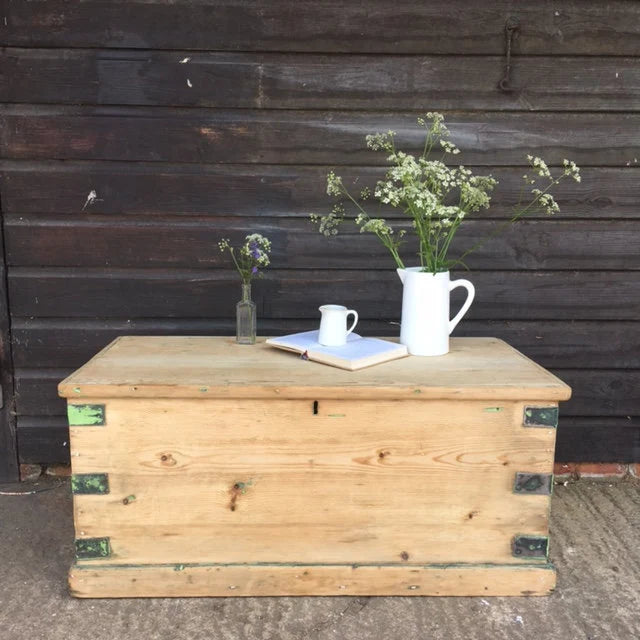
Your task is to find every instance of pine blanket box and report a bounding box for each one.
[59,336,571,598]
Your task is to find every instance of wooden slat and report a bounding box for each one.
[67,397,553,564]
[6,216,640,271]
[556,418,640,462]
[15,369,71,417]
[2,162,629,220]
[16,416,69,463]
[5,0,640,55]
[19,414,639,465]
[8,269,640,321]
[11,319,640,370]
[0,221,18,480]
[68,563,556,598]
[4,49,640,111]
[17,368,639,419]
[2,107,638,166]
[555,370,640,417]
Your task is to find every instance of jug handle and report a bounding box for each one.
[449,279,475,334]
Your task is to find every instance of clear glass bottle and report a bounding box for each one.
[236,283,257,344]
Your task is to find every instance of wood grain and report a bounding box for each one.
[68,562,557,597]
[57,337,569,401]
[6,216,640,271]
[2,163,628,219]
[18,367,637,419]
[4,49,640,111]
[2,107,638,166]
[18,415,640,465]
[6,0,640,55]
[68,397,554,565]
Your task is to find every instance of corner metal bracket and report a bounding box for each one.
[75,537,111,560]
[523,406,558,428]
[514,472,553,495]
[68,404,106,426]
[71,473,110,495]
[512,535,549,559]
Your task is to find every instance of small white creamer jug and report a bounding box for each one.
[397,268,475,356]
[318,305,359,347]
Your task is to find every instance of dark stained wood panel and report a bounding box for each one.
[5,1,640,55]
[11,319,640,370]
[13,366,638,418]
[3,0,639,466]
[2,107,639,166]
[6,215,640,271]
[14,369,70,417]
[8,269,640,321]
[16,416,69,464]
[555,418,640,463]
[2,163,629,220]
[0,222,18,481]
[4,49,640,112]
[556,371,640,417]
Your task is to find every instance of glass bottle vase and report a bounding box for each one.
[236,283,257,344]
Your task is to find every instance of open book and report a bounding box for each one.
[266,331,408,371]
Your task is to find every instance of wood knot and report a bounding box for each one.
[160,453,177,466]
[400,551,409,561]
[229,480,252,512]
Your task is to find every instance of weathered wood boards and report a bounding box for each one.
[3,108,639,165]
[4,49,640,111]
[6,0,640,55]
[60,336,566,596]
[2,163,630,219]
[0,222,18,481]
[6,217,640,270]
[8,269,640,320]
[69,563,557,598]
[2,0,638,467]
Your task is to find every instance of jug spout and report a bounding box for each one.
[396,268,406,284]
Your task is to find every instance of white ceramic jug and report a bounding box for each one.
[318,304,359,347]
[397,268,475,356]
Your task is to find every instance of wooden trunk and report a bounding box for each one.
[59,336,570,597]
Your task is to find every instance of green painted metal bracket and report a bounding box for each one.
[68,404,105,426]
[512,535,549,559]
[75,537,111,560]
[523,406,558,428]
[513,473,553,496]
[71,473,110,495]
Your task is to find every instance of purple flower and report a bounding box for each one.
[248,241,261,259]
[252,266,258,274]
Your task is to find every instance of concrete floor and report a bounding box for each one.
[1,477,639,640]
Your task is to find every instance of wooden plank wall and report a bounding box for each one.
[1,0,639,465]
